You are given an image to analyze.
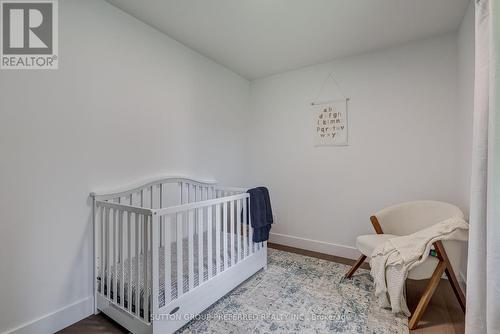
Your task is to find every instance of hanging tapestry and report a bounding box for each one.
[313,99,348,146]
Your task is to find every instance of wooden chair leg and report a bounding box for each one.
[344,255,367,278]
[408,261,446,330]
[434,241,466,312]
[444,267,466,312]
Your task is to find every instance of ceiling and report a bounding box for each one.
[106,0,470,80]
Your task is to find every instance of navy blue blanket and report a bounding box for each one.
[247,187,273,242]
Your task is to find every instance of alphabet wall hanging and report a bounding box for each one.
[311,73,349,146]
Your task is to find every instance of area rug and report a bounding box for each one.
[178,248,408,333]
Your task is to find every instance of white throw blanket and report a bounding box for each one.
[370,217,469,316]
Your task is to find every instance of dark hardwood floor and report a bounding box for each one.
[59,243,464,334]
[57,314,127,334]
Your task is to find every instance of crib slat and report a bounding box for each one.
[100,206,104,293]
[197,208,203,285]
[135,213,140,316]
[243,198,248,258]
[104,207,109,298]
[248,198,254,254]
[230,200,235,266]
[207,206,213,278]
[150,185,153,209]
[116,209,120,304]
[127,209,132,311]
[151,214,159,315]
[113,208,118,303]
[237,199,242,262]
[111,207,115,301]
[176,212,183,297]
[120,210,125,307]
[223,202,228,270]
[148,214,153,319]
[159,184,163,247]
[188,210,194,290]
[215,204,221,274]
[107,208,112,300]
[164,215,171,304]
[105,207,109,299]
[179,182,183,204]
[194,187,198,234]
[143,215,149,321]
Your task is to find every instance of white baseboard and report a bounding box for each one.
[459,271,467,290]
[2,296,93,334]
[269,232,360,260]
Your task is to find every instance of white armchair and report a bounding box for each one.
[344,201,466,329]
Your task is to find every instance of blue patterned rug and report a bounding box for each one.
[178,248,408,333]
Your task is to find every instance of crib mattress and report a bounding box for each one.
[99,231,249,314]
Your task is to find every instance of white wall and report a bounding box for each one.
[248,34,465,258]
[457,0,475,280]
[0,1,475,332]
[0,1,249,333]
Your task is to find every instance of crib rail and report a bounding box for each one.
[214,186,247,198]
[154,192,255,303]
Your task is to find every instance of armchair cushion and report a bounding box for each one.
[356,234,396,257]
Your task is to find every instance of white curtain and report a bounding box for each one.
[465,0,500,333]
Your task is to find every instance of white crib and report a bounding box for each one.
[90,176,267,334]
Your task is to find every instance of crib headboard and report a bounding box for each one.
[90,176,249,211]
[90,176,218,203]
